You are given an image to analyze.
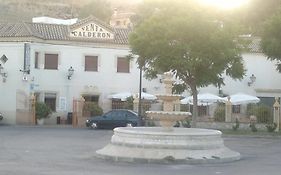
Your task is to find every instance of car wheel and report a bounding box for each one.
[126,123,133,127]
[91,122,98,129]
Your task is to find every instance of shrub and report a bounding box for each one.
[232,118,240,131]
[247,104,273,123]
[175,118,191,128]
[35,102,52,119]
[124,96,134,110]
[214,104,225,122]
[181,119,191,128]
[83,102,103,117]
[249,122,258,132]
[266,123,277,132]
[146,120,156,127]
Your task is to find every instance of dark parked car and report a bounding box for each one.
[86,109,139,129]
[0,112,3,121]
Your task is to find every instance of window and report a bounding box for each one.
[85,56,98,71]
[44,93,56,111]
[232,105,241,113]
[35,52,39,69]
[44,54,58,70]
[117,57,130,73]
[83,95,99,103]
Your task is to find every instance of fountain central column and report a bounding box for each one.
[146,72,191,131]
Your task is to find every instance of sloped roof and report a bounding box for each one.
[70,16,113,32]
[0,19,131,45]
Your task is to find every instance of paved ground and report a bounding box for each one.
[0,125,281,175]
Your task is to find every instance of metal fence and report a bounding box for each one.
[180,103,274,124]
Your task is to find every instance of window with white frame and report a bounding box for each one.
[117,57,130,73]
[85,55,98,72]
[44,53,58,70]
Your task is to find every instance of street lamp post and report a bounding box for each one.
[138,65,143,126]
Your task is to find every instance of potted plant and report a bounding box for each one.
[35,102,52,125]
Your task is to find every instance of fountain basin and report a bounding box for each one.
[96,127,240,164]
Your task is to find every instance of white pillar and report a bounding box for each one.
[133,97,139,112]
[273,97,280,132]
[225,96,232,122]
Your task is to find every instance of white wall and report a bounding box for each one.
[0,42,163,124]
[0,43,29,124]
[199,53,281,98]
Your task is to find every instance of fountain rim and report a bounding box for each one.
[113,127,222,136]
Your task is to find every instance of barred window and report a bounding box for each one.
[232,105,241,113]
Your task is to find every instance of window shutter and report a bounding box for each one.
[117,57,129,73]
[85,56,98,71]
[44,54,58,70]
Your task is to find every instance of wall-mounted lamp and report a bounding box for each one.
[0,64,8,82]
[248,74,256,86]
[67,66,74,80]
[20,69,29,81]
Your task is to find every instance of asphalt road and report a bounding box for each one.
[0,125,280,175]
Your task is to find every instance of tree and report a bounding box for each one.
[129,0,245,127]
[78,0,113,22]
[261,8,281,72]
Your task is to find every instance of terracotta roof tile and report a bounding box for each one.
[0,21,130,45]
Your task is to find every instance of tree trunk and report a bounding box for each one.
[190,84,198,128]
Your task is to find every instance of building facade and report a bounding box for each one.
[0,16,162,125]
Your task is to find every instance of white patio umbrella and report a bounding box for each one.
[107,92,132,101]
[224,93,260,105]
[188,93,225,104]
[181,93,223,106]
[135,92,157,100]
[180,96,192,104]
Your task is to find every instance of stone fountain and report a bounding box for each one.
[96,72,240,163]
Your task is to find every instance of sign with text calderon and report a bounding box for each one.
[70,22,114,40]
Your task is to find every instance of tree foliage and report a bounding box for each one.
[261,8,281,72]
[129,0,245,127]
[78,0,113,22]
[241,0,281,34]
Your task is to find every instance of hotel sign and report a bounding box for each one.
[70,22,114,40]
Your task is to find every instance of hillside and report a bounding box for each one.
[0,0,141,22]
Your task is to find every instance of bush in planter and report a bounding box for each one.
[83,102,103,117]
[214,103,225,122]
[232,118,240,131]
[249,122,258,132]
[35,102,52,120]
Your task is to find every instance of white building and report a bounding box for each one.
[0,16,162,125]
[200,38,281,107]
[0,16,281,125]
